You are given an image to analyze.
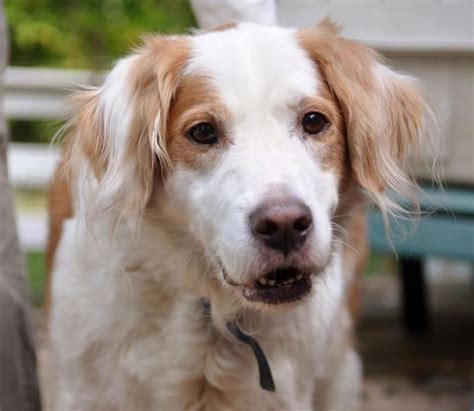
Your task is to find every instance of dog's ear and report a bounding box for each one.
[298,20,428,214]
[69,36,189,218]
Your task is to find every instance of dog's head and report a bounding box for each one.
[70,20,427,309]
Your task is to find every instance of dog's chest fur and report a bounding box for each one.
[50,217,342,411]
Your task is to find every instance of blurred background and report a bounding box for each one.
[2,1,473,410]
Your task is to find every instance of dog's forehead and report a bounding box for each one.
[185,23,321,111]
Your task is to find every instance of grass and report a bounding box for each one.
[14,188,48,212]
[26,251,47,306]
[365,253,396,276]
[16,189,48,305]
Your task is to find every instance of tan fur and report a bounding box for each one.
[128,36,190,175]
[168,74,233,169]
[296,18,426,317]
[72,91,109,179]
[64,37,191,219]
[343,207,369,320]
[45,148,73,318]
[209,22,237,32]
[299,88,347,178]
[298,20,426,213]
[45,37,190,314]
[119,36,190,214]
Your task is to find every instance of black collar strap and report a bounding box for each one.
[200,299,276,392]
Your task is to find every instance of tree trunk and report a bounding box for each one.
[0,0,42,409]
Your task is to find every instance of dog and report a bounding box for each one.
[45,19,427,411]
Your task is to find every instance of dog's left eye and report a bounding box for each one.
[187,122,218,145]
[302,112,329,135]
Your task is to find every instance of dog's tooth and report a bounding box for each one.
[269,280,276,286]
[282,280,289,285]
[288,278,295,284]
[296,274,303,281]
[259,278,268,285]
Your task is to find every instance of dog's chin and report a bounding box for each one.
[222,265,316,306]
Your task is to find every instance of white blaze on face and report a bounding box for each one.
[168,24,339,284]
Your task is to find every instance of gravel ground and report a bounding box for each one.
[362,376,472,411]
[358,268,473,411]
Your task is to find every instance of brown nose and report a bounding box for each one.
[250,197,313,255]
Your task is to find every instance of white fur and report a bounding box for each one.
[178,24,337,286]
[49,24,359,411]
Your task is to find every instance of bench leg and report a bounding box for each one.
[400,257,429,334]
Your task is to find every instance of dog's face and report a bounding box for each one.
[164,24,344,306]
[73,21,426,308]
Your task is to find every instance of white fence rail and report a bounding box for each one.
[8,143,60,189]
[4,67,104,250]
[4,67,103,120]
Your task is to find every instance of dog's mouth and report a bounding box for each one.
[225,266,312,305]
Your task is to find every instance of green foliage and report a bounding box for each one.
[9,119,63,143]
[6,0,196,70]
[26,251,46,305]
[6,0,196,142]
[364,254,395,276]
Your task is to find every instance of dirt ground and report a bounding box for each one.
[358,267,473,411]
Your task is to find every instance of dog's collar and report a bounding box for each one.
[200,298,276,392]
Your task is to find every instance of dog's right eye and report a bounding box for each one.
[302,112,329,135]
[187,122,218,145]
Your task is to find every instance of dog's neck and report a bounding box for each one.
[200,297,276,392]
[61,213,346,409]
